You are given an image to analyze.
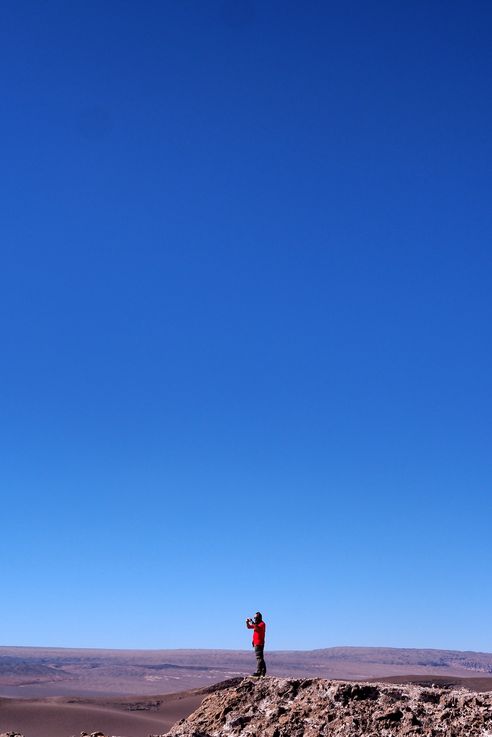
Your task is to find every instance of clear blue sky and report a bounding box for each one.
[1,0,491,652]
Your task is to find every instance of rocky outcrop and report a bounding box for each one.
[164,676,492,736]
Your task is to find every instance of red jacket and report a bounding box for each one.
[247,620,266,646]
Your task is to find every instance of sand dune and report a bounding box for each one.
[0,690,205,737]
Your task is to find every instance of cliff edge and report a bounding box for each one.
[165,676,492,736]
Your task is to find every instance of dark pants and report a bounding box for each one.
[254,645,266,676]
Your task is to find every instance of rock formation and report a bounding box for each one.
[164,676,492,736]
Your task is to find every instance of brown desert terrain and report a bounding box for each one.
[0,688,206,737]
[2,645,492,699]
[2,646,492,736]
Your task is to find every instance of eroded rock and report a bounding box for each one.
[164,676,492,736]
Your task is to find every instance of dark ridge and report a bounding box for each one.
[199,677,245,694]
[135,663,215,672]
[0,657,68,677]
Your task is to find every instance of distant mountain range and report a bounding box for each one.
[1,645,492,698]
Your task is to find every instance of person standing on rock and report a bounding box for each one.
[246,612,266,677]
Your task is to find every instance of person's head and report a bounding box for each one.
[254,612,262,623]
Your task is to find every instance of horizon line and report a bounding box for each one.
[1,643,491,656]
